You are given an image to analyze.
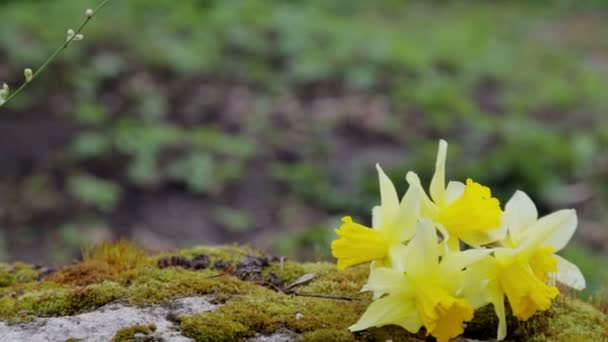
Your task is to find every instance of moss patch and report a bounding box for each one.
[0,263,40,288]
[48,260,120,287]
[112,324,156,342]
[1,243,607,341]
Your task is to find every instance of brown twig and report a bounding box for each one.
[292,292,355,301]
[205,272,228,279]
[255,280,356,301]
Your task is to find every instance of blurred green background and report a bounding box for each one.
[0,0,607,297]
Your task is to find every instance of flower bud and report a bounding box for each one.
[74,34,84,41]
[24,68,33,83]
[66,29,75,42]
[85,9,94,18]
[0,83,9,105]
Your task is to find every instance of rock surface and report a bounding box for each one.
[0,297,217,342]
[0,244,606,341]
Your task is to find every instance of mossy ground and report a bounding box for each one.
[0,242,606,341]
[112,324,157,342]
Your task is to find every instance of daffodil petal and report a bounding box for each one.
[463,256,498,309]
[404,219,438,277]
[388,243,409,273]
[406,171,438,218]
[430,139,448,206]
[523,209,577,252]
[541,209,577,252]
[486,283,507,341]
[349,294,422,333]
[504,190,538,243]
[395,183,422,242]
[462,257,507,340]
[362,266,410,299]
[459,230,505,248]
[445,181,465,204]
[485,221,508,244]
[371,205,382,230]
[376,164,400,225]
[440,248,493,275]
[555,254,586,290]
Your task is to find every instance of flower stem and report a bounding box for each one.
[0,0,113,109]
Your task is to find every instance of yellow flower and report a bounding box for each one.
[350,219,491,342]
[331,165,420,270]
[463,190,585,340]
[332,216,390,270]
[406,140,504,248]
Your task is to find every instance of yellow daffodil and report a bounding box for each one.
[463,190,585,340]
[406,140,504,249]
[331,165,420,270]
[350,219,491,342]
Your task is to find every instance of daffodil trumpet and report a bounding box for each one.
[331,165,420,271]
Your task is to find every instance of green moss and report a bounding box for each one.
[262,259,336,285]
[0,281,126,321]
[112,324,156,342]
[0,263,40,288]
[128,267,258,304]
[526,296,608,341]
[1,244,606,342]
[158,244,262,265]
[178,266,373,341]
[303,328,356,342]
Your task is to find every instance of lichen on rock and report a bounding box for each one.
[0,243,606,341]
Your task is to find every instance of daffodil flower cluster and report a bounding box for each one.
[331,140,585,342]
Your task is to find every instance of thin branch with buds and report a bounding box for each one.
[0,0,113,108]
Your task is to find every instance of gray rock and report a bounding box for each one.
[0,296,218,342]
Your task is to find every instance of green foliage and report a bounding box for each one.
[212,207,251,233]
[274,225,336,260]
[1,0,608,291]
[67,174,122,212]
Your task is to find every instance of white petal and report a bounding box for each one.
[406,172,438,218]
[440,248,493,275]
[376,164,400,224]
[486,284,507,341]
[394,184,421,241]
[462,257,498,308]
[523,209,577,252]
[387,243,409,273]
[404,219,438,277]
[463,258,506,340]
[362,266,409,298]
[371,206,382,229]
[444,181,465,204]
[460,229,506,247]
[349,294,422,333]
[542,210,578,252]
[555,254,586,290]
[430,140,448,206]
[504,190,538,243]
